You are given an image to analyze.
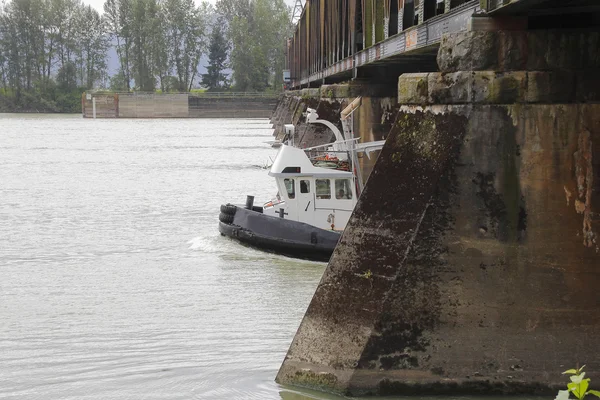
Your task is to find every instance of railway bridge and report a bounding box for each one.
[273,0,600,396]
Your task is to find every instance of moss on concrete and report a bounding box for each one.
[291,370,339,392]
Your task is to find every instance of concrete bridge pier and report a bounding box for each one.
[276,28,600,396]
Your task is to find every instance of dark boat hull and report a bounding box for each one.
[218,204,340,262]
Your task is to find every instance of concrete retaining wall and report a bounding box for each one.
[118,93,189,118]
[188,96,277,118]
[82,92,277,118]
[81,94,118,118]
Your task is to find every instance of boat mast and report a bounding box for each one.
[305,98,376,196]
[305,108,347,154]
[340,97,364,194]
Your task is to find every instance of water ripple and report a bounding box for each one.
[0,115,334,400]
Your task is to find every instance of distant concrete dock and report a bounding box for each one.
[82,92,278,119]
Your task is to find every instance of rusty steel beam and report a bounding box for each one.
[286,0,479,88]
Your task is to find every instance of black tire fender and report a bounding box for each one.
[220,204,237,215]
[219,212,234,224]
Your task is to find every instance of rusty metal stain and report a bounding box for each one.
[564,186,572,206]
[573,129,597,249]
[406,29,418,50]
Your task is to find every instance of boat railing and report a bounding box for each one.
[306,149,349,159]
[303,138,361,172]
[303,138,360,153]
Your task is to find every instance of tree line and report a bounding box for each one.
[0,0,290,112]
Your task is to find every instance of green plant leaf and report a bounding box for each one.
[568,383,578,392]
[564,369,579,375]
[556,390,571,400]
[569,379,590,399]
[571,373,586,383]
[586,390,600,398]
[579,380,590,397]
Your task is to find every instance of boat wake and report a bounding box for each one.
[187,236,221,253]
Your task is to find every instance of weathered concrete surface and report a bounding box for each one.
[399,70,600,105]
[83,92,277,118]
[83,93,189,118]
[270,94,303,139]
[277,102,600,396]
[187,96,277,118]
[118,93,189,117]
[277,28,600,396]
[437,31,600,73]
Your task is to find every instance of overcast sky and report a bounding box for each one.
[83,0,298,12]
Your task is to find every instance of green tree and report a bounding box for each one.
[149,1,169,92]
[56,61,77,91]
[215,0,251,24]
[109,72,128,91]
[130,0,157,91]
[227,0,290,92]
[201,16,229,91]
[0,0,108,111]
[52,0,84,70]
[104,0,133,90]
[162,0,208,91]
[76,6,108,89]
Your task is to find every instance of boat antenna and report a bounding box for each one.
[291,0,304,25]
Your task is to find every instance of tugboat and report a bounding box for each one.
[218,98,384,261]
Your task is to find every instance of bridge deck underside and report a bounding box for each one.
[487,0,600,15]
[287,0,600,89]
[289,1,479,89]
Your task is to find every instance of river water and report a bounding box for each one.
[0,114,542,400]
[0,114,341,399]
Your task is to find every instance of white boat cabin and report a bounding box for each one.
[263,145,357,231]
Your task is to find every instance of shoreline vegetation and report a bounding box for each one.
[0,89,83,113]
[0,0,290,114]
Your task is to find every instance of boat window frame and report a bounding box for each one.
[284,178,295,199]
[335,179,353,200]
[315,178,331,199]
[300,179,310,194]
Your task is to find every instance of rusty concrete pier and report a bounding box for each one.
[274,0,600,396]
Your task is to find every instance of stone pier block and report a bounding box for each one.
[438,31,600,73]
[320,84,352,99]
[471,71,527,104]
[526,71,576,103]
[397,73,429,104]
[301,88,320,98]
[576,72,600,102]
[427,72,472,104]
[318,83,397,100]
[398,71,598,105]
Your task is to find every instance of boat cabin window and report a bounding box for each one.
[315,179,331,199]
[335,179,353,200]
[300,180,310,193]
[284,178,295,199]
